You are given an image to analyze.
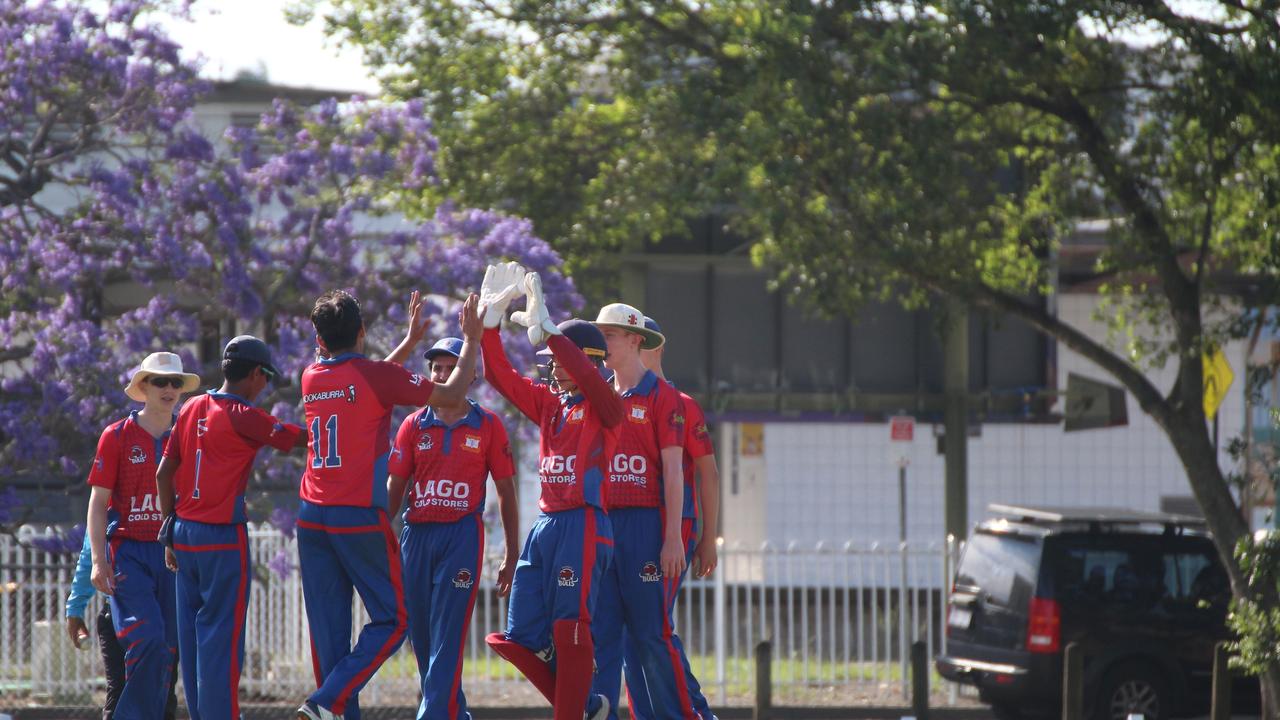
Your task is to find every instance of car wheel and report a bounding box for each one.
[1093,661,1171,720]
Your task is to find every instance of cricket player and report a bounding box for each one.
[66,533,179,720]
[296,290,480,720]
[477,262,622,720]
[155,335,306,720]
[87,352,199,720]
[621,315,721,720]
[387,336,520,720]
[586,304,698,720]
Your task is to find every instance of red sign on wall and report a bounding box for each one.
[889,415,914,442]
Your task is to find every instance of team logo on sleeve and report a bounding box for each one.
[128,445,147,465]
[452,568,474,589]
[461,434,481,453]
[416,434,434,452]
[409,374,425,386]
[694,422,710,442]
[639,561,662,583]
[345,384,357,403]
[94,456,103,472]
[629,405,648,423]
[557,566,578,587]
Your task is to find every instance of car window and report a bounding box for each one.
[956,531,1040,609]
[1163,550,1229,612]
[1054,542,1166,611]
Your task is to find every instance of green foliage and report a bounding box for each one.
[1229,530,1280,676]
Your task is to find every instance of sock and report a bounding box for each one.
[485,632,556,704]
[552,620,595,720]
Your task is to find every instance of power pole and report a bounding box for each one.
[944,300,969,541]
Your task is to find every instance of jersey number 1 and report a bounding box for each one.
[310,414,343,468]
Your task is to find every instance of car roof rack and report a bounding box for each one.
[987,504,1207,533]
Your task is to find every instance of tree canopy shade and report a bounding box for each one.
[304,0,1280,695]
[0,0,578,531]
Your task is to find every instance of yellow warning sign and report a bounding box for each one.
[1203,348,1233,420]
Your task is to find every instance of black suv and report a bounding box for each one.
[936,504,1249,720]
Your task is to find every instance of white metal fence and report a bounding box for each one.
[0,527,966,708]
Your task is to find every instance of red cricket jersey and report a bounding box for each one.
[480,328,623,512]
[300,353,435,508]
[165,391,303,524]
[388,400,515,523]
[677,389,715,520]
[607,371,684,508]
[87,412,171,542]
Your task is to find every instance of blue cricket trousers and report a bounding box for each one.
[173,519,251,720]
[621,516,714,720]
[400,515,484,720]
[107,538,176,720]
[591,508,702,719]
[298,501,408,720]
[505,507,612,656]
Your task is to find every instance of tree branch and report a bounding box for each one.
[944,279,1174,427]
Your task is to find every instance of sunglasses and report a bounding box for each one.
[147,376,185,389]
[259,365,277,381]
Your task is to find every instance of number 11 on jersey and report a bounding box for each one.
[310,414,342,468]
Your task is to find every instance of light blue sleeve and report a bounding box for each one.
[65,534,94,619]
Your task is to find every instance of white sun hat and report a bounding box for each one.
[124,352,201,402]
[593,302,665,350]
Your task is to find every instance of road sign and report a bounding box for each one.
[1202,348,1234,420]
[1064,373,1128,432]
[890,415,914,442]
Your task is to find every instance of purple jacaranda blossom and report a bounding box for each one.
[269,506,298,540]
[29,524,85,554]
[267,547,295,580]
[0,0,577,538]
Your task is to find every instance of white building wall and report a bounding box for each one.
[720,294,1251,549]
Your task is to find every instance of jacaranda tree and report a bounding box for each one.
[0,0,578,541]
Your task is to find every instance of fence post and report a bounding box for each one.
[714,538,727,706]
[911,639,929,720]
[899,540,909,700]
[1063,642,1083,720]
[1210,640,1231,720]
[754,640,772,720]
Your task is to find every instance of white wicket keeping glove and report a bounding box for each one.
[479,262,527,328]
[509,271,560,346]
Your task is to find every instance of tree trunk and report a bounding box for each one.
[1165,409,1280,715]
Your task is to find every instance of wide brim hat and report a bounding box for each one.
[125,352,201,402]
[593,302,665,350]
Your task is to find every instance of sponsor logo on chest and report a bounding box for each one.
[461,434,482,453]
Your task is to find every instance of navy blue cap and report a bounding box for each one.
[643,316,661,334]
[424,337,465,361]
[223,335,279,376]
[536,319,607,359]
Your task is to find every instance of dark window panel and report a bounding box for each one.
[711,268,776,392]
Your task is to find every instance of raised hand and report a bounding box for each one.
[479,262,527,328]
[404,290,429,347]
[459,293,482,342]
[509,271,560,346]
